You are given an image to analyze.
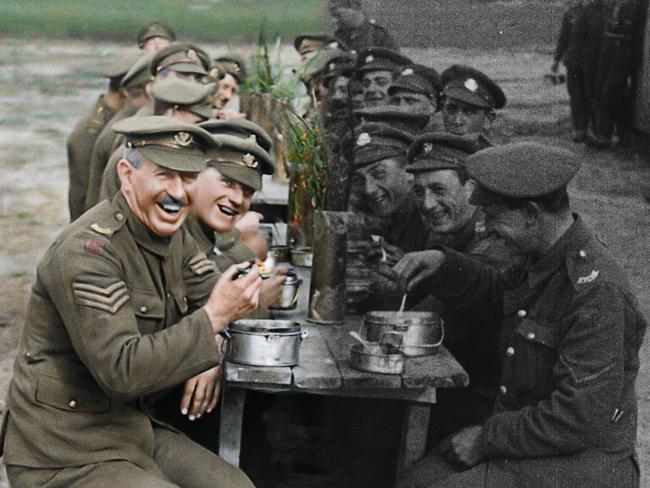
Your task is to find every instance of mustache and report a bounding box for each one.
[160,194,188,207]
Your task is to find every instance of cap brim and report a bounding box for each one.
[138,145,206,172]
[443,87,491,109]
[468,184,501,206]
[215,163,262,191]
[167,62,208,76]
[187,104,214,121]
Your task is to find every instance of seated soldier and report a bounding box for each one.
[394,143,645,488]
[354,47,410,108]
[136,21,176,52]
[388,64,443,132]
[1,116,258,487]
[440,65,506,137]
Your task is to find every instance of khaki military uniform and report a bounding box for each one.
[66,95,116,221]
[1,193,253,488]
[416,215,645,488]
[85,102,139,210]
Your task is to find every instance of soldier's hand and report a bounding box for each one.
[204,261,262,333]
[438,425,485,469]
[180,365,223,421]
[259,266,289,309]
[393,250,446,294]
[235,211,264,233]
[367,236,404,267]
[368,265,401,296]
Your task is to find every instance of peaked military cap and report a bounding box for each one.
[354,105,429,134]
[206,133,275,191]
[121,51,156,89]
[151,78,214,120]
[441,65,506,110]
[355,47,411,75]
[136,22,176,48]
[388,64,442,99]
[406,132,492,173]
[467,142,580,204]
[113,115,219,172]
[301,47,356,83]
[343,122,413,168]
[294,34,339,56]
[208,56,247,84]
[151,43,212,77]
[199,119,273,153]
[102,52,142,80]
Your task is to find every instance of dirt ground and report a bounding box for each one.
[0,36,649,487]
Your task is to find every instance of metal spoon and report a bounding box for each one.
[349,331,373,350]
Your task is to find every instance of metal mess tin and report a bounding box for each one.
[228,320,308,367]
[363,311,444,357]
[350,331,405,375]
[269,270,303,310]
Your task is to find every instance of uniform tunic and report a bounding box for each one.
[427,215,645,487]
[66,95,116,221]
[2,192,222,471]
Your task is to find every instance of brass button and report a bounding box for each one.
[517,310,527,318]
[140,305,148,314]
[527,332,536,340]
[499,385,507,395]
[68,399,78,409]
[115,212,124,222]
[506,347,515,357]
[183,296,188,303]
[166,292,171,298]
[579,250,587,259]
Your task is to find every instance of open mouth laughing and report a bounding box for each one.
[157,195,187,216]
[217,204,239,217]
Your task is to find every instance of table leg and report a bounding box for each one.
[219,385,246,467]
[394,404,431,484]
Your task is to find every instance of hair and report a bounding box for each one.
[456,167,470,184]
[123,147,146,169]
[108,76,123,92]
[494,186,570,214]
[126,86,147,99]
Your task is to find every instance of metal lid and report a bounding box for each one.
[283,269,300,285]
[364,311,440,327]
[230,319,302,334]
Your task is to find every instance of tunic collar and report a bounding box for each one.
[184,214,215,255]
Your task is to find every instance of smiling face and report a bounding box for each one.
[213,73,239,110]
[186,166,254,233]
[481,202,536,252]
[361,70,394,106]
[412,169,476,234]
[118,158,195,237]
[442,97,492,136]
[351,157,412,218]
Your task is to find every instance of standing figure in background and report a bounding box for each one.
[136,21,176,52]
[328,0,400,52]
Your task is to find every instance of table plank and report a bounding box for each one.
[320,322,403,389]
[292,324,343,389]
[225,362,293,385]
[219,386,246,467]
[401,346,469,389]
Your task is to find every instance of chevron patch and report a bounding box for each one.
[188,253,217,276]
[72,278,129,314]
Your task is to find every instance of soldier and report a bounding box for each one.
[66,56,132,221]
[354,47,411,107]
[1,116,259,487]
[98,78,214,202]
[137,21,176,51]
[552,0,590,142]
[84,51,156,211]
[208,56,247,120]
[395,142,646,488]
[300,47,357,106]
[293,34,340,61]
[388,64,443,132]
[402,133,523,445]
[150,42,212,85]
[440,65,506,137]
[328,0,399,52]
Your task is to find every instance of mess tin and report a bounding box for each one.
[227,320,308,367]
[269,269,303,310]
[363,311,443,357]
[350,331,405,374]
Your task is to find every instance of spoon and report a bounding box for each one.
[349,331,373,350]
[398,293,408,314]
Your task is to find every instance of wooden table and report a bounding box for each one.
[219,284,469,481]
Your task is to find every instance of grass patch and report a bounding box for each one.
[0,0,326,41]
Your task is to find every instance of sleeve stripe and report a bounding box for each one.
[75,294,130,314]
[72,281,127,296]
[73,288,129,306]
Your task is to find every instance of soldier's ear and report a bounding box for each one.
[116,159,135,192]
[523,201,541,228]
[463,178,477,200]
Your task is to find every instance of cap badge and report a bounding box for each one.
[187,49,199,62]
[209,67,220,79]
[331,42,339,49]
[243,153,258,168]
[402,68,414,76]
[329,62,337,71]
[357,132,371,146]
[365,55,374,63]
[174,132,193,147]
[247,134,257,144]
[464,78,479,92]
[423,142,433,154]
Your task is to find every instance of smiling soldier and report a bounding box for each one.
[1,116,258,488]
[440,65,506,137]
[354,47,411,108]
[396,143,646,488]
